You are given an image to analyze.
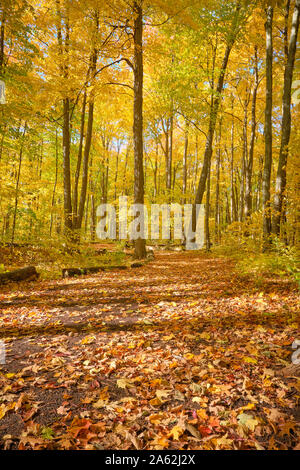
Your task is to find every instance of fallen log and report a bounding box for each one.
[131,262,144,268]
[0,266,39,284]
[62,265,127,278]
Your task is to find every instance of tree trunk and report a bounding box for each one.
[182,121,189,204]
[272,0,300,236]
[205,157,211,251]
[56,0,73,235]
[230,103,238,223]
[245,46,259,221]
[193,5,241,212]
[133,0,146,259]
[262,5,273,247]
[0,8,5,72]
[62,97,73,234]
[11,124,27,249]
[73,89,87,224]
[168,113,173,196]
[50,129,59,236]
[215,122,221,242]
[75,14,98,232]
[114,142,121,201]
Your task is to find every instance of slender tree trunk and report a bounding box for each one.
[215,121,221,242]
[11,124,27,249]
[50,129,59,236]
[239,96,249,222]
[164,125,169,191]
[245,46,259,221]
[114,143,121,201]
[73,89,87,224]
[76,97,95,229]
[62,97,73,233]
[168,113,173,196]
[122,143,130,195]
[272,0,300,236]
[193,133,198,194]
[56,0,73,235]
[153,142,158,201]
[193,5,241,213]
[191,40,234,241]
[230,104,237,222]
[75,15,98,232]
[262,5,273,247]
[133,0,146,259]
[205,157,211,251]
[90,193,96,241]
[0,9,5,72]
[182,121,189,204]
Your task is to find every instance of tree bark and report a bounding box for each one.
[75,14,99,232]
[193,5,241,212]
[50,129,59,236]
[56,0,73,235]
[73,89,87,225]
[215,121,222,242]
[11,124,27,249]
[272,0,300,236]
[62,97,73,233]
[262,5,273,246]
[205,157,211,251]
[182,120,189,204]
[133,0,146,259]
[245,46,259,221]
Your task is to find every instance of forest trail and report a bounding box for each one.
[0,252,299,450]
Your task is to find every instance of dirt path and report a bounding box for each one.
[0,252,299,450]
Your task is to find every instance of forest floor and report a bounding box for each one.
[0,251,299,450]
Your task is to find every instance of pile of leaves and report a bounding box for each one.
[0,252,299,450]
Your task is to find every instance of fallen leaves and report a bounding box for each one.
[0,252,299,450]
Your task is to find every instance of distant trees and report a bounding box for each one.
[0,0,299,251]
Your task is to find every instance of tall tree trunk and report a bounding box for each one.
[215,121,221,242]
[133,0,146,259]
[230,102,238,222]
[164,124,169,190]
[50,129,59,236]
[62,97,73,233]
[75,14,98,232]
[0,8,5,73]
[272,0,300,236]
[168,113,173,196]
[205,156,211,251]
[122,143,130,195]
[114,142,121,201]
[239,94,249,222]
[193,5,241,213]
[73,89,87,224]
[182,121,189,204]
[262,5,273,247]
[245,46,259,221]
[56,0,73,235]
[11,124,27,248]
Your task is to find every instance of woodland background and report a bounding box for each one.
[0,0,299,274]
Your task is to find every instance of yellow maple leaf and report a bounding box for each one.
[169,425,184,440]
